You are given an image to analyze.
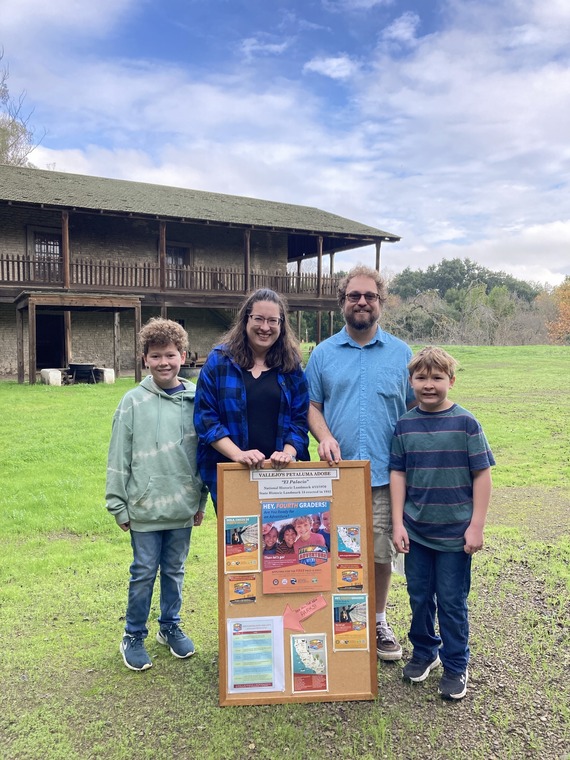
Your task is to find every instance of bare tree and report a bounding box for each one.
[0,52,39,166]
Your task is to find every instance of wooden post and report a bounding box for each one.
[375,240,382,272]
[28,299,37,385]
[134,304,142,383]
[62,211,70,289]
[113,311,120,378]
[64,310,72,365]
[16,305,24,384]
[316,236,323,343]
[244,229,251,293]
[159,221,166,291]
[329,251,335,337]
[317,236,323,298]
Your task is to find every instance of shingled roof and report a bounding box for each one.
[0,164,399,245]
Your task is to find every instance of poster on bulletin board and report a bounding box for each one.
[217,460,377,706]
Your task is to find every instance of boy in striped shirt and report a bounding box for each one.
[390,346,495,700]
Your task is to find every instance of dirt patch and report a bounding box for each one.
[489,486,570,542]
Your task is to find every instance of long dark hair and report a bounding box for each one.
[220,288,302,372]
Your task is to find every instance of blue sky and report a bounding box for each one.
[1,0,569,285]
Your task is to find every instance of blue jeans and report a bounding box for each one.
[405,539,472,673]
[125,528,191,638]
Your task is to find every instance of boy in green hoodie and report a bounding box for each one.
[106,318,208,671]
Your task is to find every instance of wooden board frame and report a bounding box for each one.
[218,460,377,706]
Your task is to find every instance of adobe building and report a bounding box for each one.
[0,165,399,382]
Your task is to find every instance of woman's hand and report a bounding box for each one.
[233,449,267,469]
[270,450,295,470]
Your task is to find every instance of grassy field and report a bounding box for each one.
[1,345,569,759]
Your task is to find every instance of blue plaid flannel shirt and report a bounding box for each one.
[194,345,310,505]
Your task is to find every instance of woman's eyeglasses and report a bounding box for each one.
[345,292,380,303]
[248,314,283,327]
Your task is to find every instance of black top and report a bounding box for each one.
[242,367,280,457]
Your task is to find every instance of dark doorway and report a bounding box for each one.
[36,313,65,369]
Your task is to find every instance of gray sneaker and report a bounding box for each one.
[376,621,402,661]
[120,634,152,671]
[156,624,195,659]
[402,655,441,682]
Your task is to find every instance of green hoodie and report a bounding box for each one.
[105,375,208,531]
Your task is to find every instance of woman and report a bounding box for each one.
[194,288,310,511]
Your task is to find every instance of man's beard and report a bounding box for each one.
[345,309,378,331]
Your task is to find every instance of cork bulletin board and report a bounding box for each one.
[217,460,377,706]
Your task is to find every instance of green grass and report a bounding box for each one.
[1,345,569,759]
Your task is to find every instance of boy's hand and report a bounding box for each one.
[194,512,204,527]
[392,524,410,554]
[464,524,484,554]
[119,522,130,532]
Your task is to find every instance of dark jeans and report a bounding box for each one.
[125,528,191,638]
[405,539,472,673]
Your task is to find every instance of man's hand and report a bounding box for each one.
[317,436,341,466]
[119,522,130,532]
[194,512,205,527]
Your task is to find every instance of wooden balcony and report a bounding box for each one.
[0,254,341,310]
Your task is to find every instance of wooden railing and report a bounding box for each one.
[0,254,341,296]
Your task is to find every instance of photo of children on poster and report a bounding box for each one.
[261,501,331,594]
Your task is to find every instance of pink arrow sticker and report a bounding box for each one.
[283,595,328,632]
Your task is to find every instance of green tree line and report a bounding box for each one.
[297,259,568,346]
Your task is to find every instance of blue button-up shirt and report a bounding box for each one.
[305,326,414,486]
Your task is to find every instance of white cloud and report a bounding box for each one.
[4,0,570,289]
[323,0,394,11]
[303,55,360,80]
[240,36,292,60]
[0,0,137,36]
[381,12,420,44]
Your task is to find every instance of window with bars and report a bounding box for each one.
[166,243,193,289]
[31,229,62,282]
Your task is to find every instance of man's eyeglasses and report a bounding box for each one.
[249,314,283,327]
[345,292,380,303]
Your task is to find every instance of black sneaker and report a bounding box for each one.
[402,655,441,682]
[438,668,469,700]
[120,634,152,671]
[156,624,195,659]
[376,621,402,661]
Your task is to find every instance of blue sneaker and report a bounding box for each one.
[120,634,152,671]
[438,668,469,700]
[156,624,195,658]
[402,655,441,683]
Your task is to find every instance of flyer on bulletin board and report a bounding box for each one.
[332,594,369,651]
[227,616,285,693]
[261,501,331,594]
[224,515,260,574]
[337,524,362,558]
[336,563,364,592]
[291,634,329,693]
[228,575,257,604]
